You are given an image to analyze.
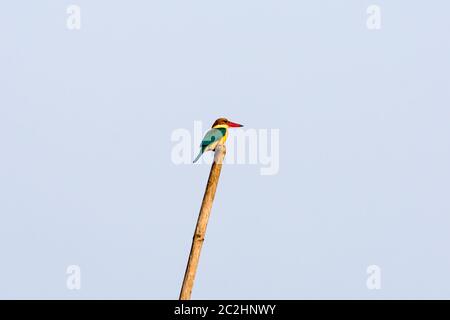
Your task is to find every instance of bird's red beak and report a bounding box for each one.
[228,121,243,128]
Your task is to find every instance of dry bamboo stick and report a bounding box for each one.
[179,144,226,300]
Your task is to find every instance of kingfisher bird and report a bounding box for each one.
[193,118,243,163]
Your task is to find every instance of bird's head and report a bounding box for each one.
[212,118,243,128]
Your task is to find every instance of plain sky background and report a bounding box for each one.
[1,1,450,299]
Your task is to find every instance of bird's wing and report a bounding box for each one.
[200,128,226,152]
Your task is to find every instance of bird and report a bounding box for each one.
[193,118,243,163]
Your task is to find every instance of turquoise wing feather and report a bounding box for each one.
[193,127,227,163]
[200,128,226,152]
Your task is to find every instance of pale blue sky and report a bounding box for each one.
[1,1,450,299]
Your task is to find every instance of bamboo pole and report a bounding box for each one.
[179,144,226,300]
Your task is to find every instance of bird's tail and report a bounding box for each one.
[193,151,203,163]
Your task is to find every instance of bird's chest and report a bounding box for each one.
[220,130,228,143]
